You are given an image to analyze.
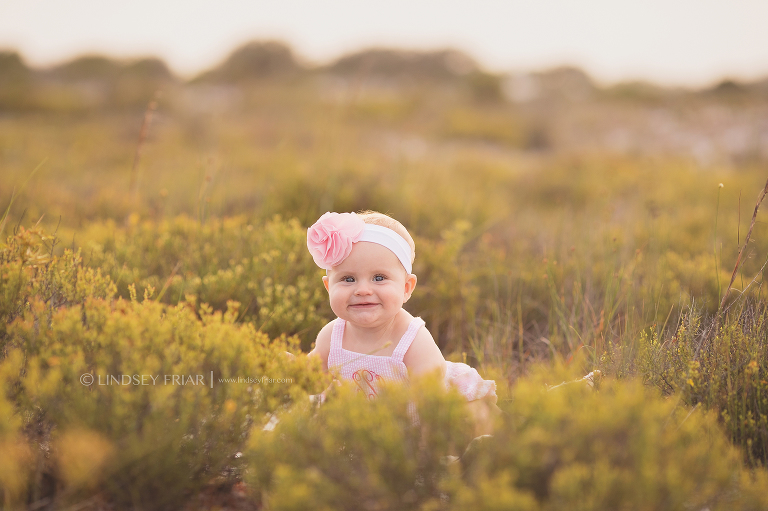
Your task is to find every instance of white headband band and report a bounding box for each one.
[358,224,413,274]
[323,225,413,275]
[308,212,414,274]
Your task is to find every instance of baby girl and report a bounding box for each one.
[307,210,498,434]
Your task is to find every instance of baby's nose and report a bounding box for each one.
[354,282,373,294]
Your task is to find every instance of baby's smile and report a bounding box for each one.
[349,302,379,308]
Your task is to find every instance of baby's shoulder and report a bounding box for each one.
[314,319,337,348]
[403,324,445,378]
[308,319,337,370]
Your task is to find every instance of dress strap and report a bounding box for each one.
[330,318,345,353]
[391,317,425,363]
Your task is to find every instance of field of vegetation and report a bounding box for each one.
[1,42,768,509]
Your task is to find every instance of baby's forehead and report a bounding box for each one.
[341,241,404,269]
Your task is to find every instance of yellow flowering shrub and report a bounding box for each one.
[78,215,329,350]
[476,370,762,511]
[0,350,31,509]
[638,307,768,467]
[245,376,477,510]
[0,226,116,349]
[0,226,327,508]
[245,366,767,510]
[3,295,326,508]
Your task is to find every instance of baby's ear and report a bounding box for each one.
[322,275,330,292]
[403,274,417,302]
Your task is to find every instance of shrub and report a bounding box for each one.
[245,367,768,510]
[245,376,478,510]
[0,352,31,509]
[2,294,327,509]
[79,215,329,351]
[636,305,768,467]
[0,225,116,354]
[0,225,327,509]
[472,368,766,510]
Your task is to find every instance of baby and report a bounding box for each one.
[307,210,498,434]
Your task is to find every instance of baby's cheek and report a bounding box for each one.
[328,293,346,314]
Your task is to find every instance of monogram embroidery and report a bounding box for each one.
[352,369,382,400]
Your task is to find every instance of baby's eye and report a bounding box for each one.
[342,276,355,283]
[373,275,386,282]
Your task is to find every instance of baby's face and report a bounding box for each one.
[323,242,416,328]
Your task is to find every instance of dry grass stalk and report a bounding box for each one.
[718,177,768,314]
[129,91,161,200]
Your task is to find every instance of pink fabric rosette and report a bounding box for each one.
[307,212,366,269]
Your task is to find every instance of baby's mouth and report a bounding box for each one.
[349,302,379,308]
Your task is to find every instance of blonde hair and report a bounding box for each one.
[357,210,415,263]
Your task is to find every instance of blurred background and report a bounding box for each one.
[3,0,768,202]
[2,1,768,216]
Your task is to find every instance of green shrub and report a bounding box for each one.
[1,225,116,353]
[473,368,767,510]
[0,225,328,509]
[245,367,768,510]
[0,354,31,509]
[3,293,326,509]
[79,215,329,350]
[636,305,768,467]
[245,375,478,510]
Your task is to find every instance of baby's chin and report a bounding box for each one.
[345,305,383,319]
[339,306,397,324]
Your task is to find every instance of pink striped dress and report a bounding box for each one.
[327,317,421,400]
[327,316,497,403]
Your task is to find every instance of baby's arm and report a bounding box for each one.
[307,321,334,372]
[403,327,446,378]
[404,329,499,435]
[467,396,501,436]
[307,321,339,403]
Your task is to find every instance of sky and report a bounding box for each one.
[1,0,767,87]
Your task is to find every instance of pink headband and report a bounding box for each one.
[307,212,413,273]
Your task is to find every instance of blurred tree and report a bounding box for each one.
[49,55,122,81]
[0,51,34,110]
[192,41,303,83]
[327,48,478,82]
